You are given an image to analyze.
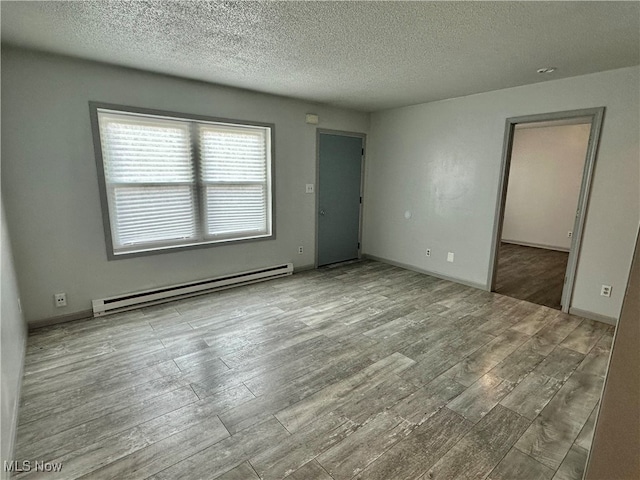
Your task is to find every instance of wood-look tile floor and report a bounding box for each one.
[495,243,570,310]
[15,260,613,480]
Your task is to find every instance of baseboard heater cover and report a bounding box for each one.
[92,263,293,317]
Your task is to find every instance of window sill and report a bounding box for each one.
[108,233,275,260]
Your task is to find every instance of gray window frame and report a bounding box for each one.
[89,102,276,260]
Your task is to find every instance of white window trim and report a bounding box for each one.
[89,102,276,260]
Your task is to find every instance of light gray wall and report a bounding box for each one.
[1,196,28,477]
[585,226,640,480]
[1,47,369,323]
[364,66,639,320]
[502,124,591,251]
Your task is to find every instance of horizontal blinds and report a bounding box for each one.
[112,186,197,245]
[199,125,267,182]
[199,124,269,237]
[205,185,267,236]
[96,108,271,253]
[99,113,194,183]
[98,111,198,249]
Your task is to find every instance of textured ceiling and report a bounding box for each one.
[1,1,639,112]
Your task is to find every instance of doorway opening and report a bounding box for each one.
[488,108,605,312]
[315,130,365,268]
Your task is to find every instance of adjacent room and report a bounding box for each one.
[1,2,639,480]
[495,118,592,310]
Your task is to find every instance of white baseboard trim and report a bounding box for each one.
[363,254,487,291]
[569,307,618,326]
[28,309,93,331]
[501,239,570,253]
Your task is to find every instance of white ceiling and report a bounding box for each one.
[2,1,639,112]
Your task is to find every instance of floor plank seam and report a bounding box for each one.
[246,459,262,480]
[317,463,336,480]
[219,356,233,370]
[273,413,294,435]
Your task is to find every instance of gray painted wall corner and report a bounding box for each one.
[1,198,28,477]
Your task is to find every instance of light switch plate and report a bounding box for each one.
[447,252,455,263]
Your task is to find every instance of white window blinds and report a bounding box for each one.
[199,125,269,238]
[94,107,273,256]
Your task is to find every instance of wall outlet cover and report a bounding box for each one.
[54,293,67,307]
[305,184,314,194]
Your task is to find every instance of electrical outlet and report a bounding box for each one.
[568,231,573,238]
[54,293,67,307]
[298,246,304,254]
[426,249,431,257]
[447,252,455,263]
[305,184,314,194]
[600,285,612,297]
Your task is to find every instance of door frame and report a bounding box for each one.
[487,107,605,312]
[315,129,367,268]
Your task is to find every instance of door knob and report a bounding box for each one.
[319,210,326,216]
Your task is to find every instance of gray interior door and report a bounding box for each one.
[317,133,363,267]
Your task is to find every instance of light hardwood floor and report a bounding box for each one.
[14,260,613,479]
[495,243,570,310]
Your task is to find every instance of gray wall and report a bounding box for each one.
[1,47,369,323]
[585,226,640,479]
[502,124,590,251]
[1,197,28,477]
[363,66,639,320]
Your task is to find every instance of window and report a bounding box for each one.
[90,104,274,258]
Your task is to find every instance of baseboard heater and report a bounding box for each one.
[92,263,293,317]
